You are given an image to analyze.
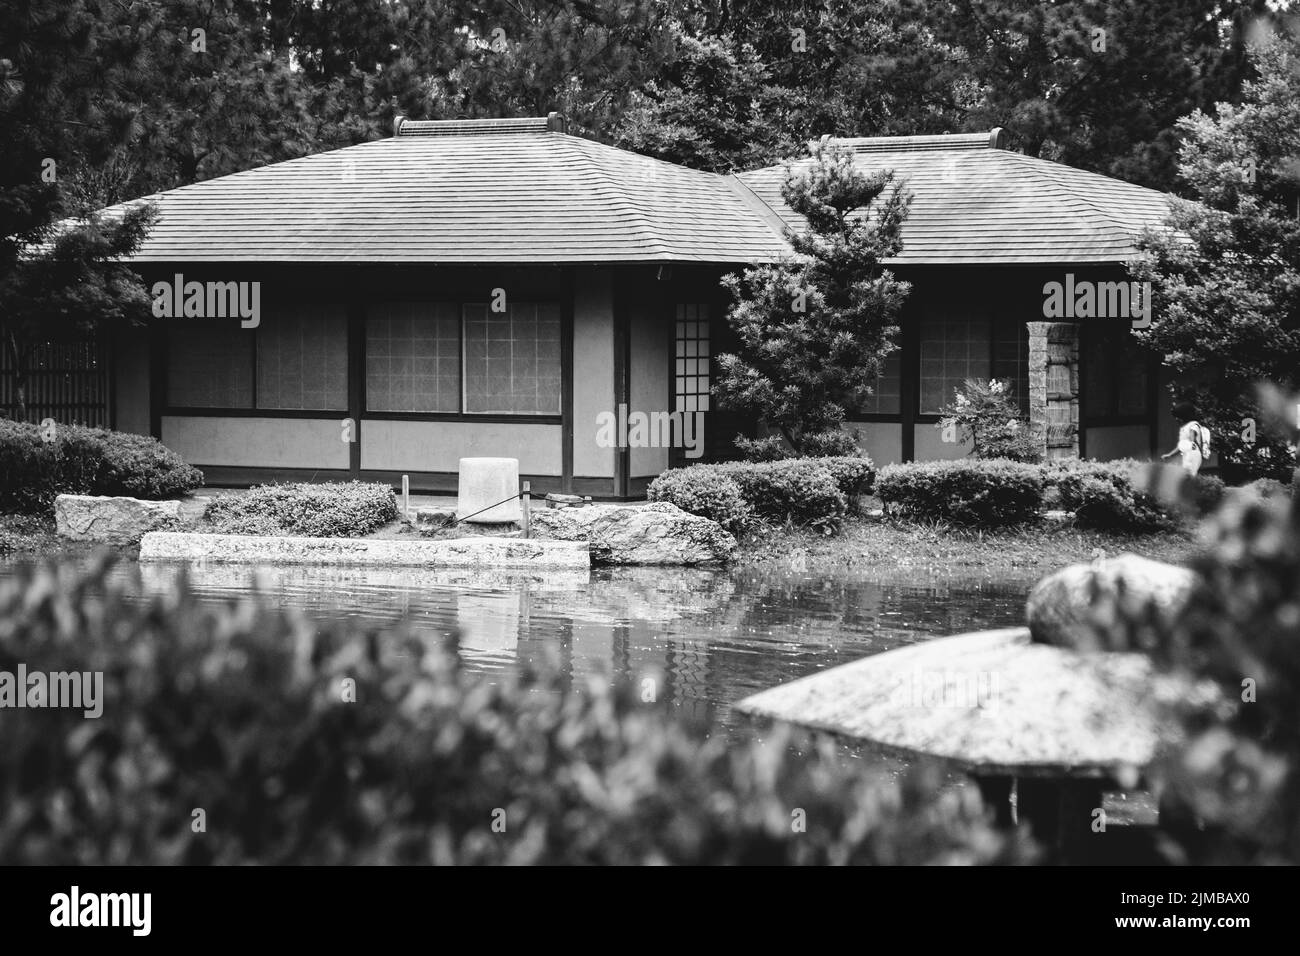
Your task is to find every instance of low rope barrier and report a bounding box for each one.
[451,490,524,526]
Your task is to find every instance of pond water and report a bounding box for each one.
[14,558,1031,737]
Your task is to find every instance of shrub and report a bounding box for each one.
[814,456,876,506]
[937,378,1042,463]
[203,482,398,537]
[713,459,848,531]
[1234,477,1291,501]
[734,434,789,462]
[646,467,752,533]
[1043,459,1179,531]
[876,459,1045,526]
[1190,473,1226,514]
[0,558,1036,865]
[1085,480,1300,863]
[651,458,863,532]
[734,430,864,462]
[800,430,863,458]
[0,420,203,514]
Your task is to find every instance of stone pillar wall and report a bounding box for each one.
[1027,321,1080,459]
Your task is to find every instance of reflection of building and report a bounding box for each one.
[453,588,522,656]
[68,117,1182,496]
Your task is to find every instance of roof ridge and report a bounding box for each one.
[829,129,1005,153]
[395,113,567,137]
[724,174,792,245]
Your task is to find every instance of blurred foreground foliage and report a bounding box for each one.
[1101,388,1300,862]
[0,557,1032,865]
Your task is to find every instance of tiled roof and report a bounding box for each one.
[111,117,1173,267]
[115,115,790,264]
[735,134,1174,265]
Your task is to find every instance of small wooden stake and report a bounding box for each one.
[521,481,531,538]
[401,474,410,522]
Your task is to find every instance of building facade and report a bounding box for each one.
[92,115,1178,497]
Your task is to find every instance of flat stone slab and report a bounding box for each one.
[736,628,1224,779]
[55,494,182,544]
[139,531,589,569]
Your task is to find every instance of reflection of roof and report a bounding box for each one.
[737,132,1174,265]
[106,116,1173,267]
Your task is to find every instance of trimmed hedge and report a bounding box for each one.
[815,456,876,506]
[714,460,848,530]
[645,467,751,532]
[203,482,399,537]
[1041,458,1226,531]
[876,459,1045,526]
[0,420,203,514]
[651,456,875,532]
[1044,459,1172,532]
[0,558,1035,865]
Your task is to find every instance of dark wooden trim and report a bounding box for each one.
[1147,351,1161,457]
[363,411,562,424]
[107,329,119,431]
[162,406,343,419]
[149,322,165,439]
[161,405,560,425]
[195,466,353,486]
[195,465,587,496]
[612,266,631,499]
[845,413,904,424]
[1077,323,1088,459]
[561,266,575,492]
[901,317,917,461]
[569,475,621,498]
[1082,414,1149,427]
[347,301,364,477]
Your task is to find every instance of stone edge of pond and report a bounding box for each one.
[139,531,591,569]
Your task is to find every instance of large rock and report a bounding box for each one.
[1026,553,1199,649]
[139,531,588,569]
[529,501,735,565]
[55,494,182,544]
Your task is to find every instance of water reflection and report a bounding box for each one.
[112,560,1029,733]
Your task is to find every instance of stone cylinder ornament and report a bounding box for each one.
[456,457,522,523]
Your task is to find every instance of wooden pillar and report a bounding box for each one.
[1027,321,1080,459]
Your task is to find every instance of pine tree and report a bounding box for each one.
[715,138,912,452]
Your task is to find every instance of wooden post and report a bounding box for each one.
[521,481,531,538]
[401,474,410,522]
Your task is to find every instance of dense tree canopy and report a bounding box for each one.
[1131,30,1300,481]
[2,0,1294,422]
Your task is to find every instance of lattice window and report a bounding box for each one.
[674,304,710,413]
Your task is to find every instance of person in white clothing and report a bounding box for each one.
[1161,401,1211,475]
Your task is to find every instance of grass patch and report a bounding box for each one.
[732,512,1200,581]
